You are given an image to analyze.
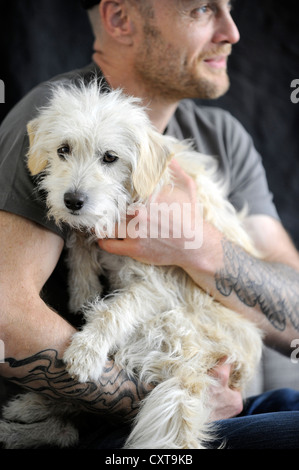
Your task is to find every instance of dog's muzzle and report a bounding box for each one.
[64,191,88,212]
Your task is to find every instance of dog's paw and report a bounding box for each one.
[0,419,27,449]
[0,417,79,449]
[63,331,108,383]
[2,392,51,423]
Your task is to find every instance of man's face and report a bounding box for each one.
[133,0,240,101]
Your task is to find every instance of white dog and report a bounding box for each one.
[0,81,262,449]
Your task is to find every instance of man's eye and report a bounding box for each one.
[191,4,213,19]
[193,5,209,14]
[192,2,233,19]
[102,151,119,164]
[57,145,71,159]
[198,5,209,13]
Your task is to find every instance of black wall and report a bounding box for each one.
[1,0,298,246]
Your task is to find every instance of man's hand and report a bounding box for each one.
[98,159,207,267]
[208,358,243,422]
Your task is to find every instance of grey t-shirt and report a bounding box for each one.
[0,62,278,316]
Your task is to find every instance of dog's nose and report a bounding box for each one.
[64,192,87,211]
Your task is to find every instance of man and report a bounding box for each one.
[0,0,299,449]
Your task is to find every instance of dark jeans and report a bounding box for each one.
[78,388,299,449]
[211,388,299,449]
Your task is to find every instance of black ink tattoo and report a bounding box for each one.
[5,349,148,419]
[215,239,299,332]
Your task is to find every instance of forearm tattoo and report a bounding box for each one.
[4,349,147,419]
[215,239,299,332]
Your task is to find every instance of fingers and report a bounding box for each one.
[209,357,231,384]
[169,159,196,192]
[208,358,244,420]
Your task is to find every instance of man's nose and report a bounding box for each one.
[213,11,240,45]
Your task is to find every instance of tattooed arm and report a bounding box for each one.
[182,215,299,356]
[2,351,145,418]
[0,211,148,418]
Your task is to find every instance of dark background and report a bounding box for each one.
[1,0,298,246]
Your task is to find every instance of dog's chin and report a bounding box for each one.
[50,207,119,238]
[69,211,81,217]
[64,212,90,229]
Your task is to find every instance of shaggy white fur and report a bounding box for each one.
[0,81,262,449]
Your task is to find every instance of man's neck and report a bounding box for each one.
[144,99,178,134]
[93,52,178,133]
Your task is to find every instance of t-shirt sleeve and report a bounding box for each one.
[168,101,279,220]
[0,84,67,239]
[222,112,279,220]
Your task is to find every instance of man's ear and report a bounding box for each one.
[132,129,173,200]
[26,119,48,176]
[100,0,135,45]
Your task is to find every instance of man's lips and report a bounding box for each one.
[203,55,228,69]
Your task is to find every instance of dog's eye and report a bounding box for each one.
[102,151,119,164]
[57,145,71,160]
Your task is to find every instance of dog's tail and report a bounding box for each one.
[123,377,216,449]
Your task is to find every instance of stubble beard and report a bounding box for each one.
[134,23,231,102]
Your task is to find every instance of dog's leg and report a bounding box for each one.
[66,231,103,313]
[0,392,79,449]
[123,377,213,449]
[63,280,165,382]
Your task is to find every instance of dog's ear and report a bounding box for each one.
[26,119,48,176]
[132,128,173,200]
